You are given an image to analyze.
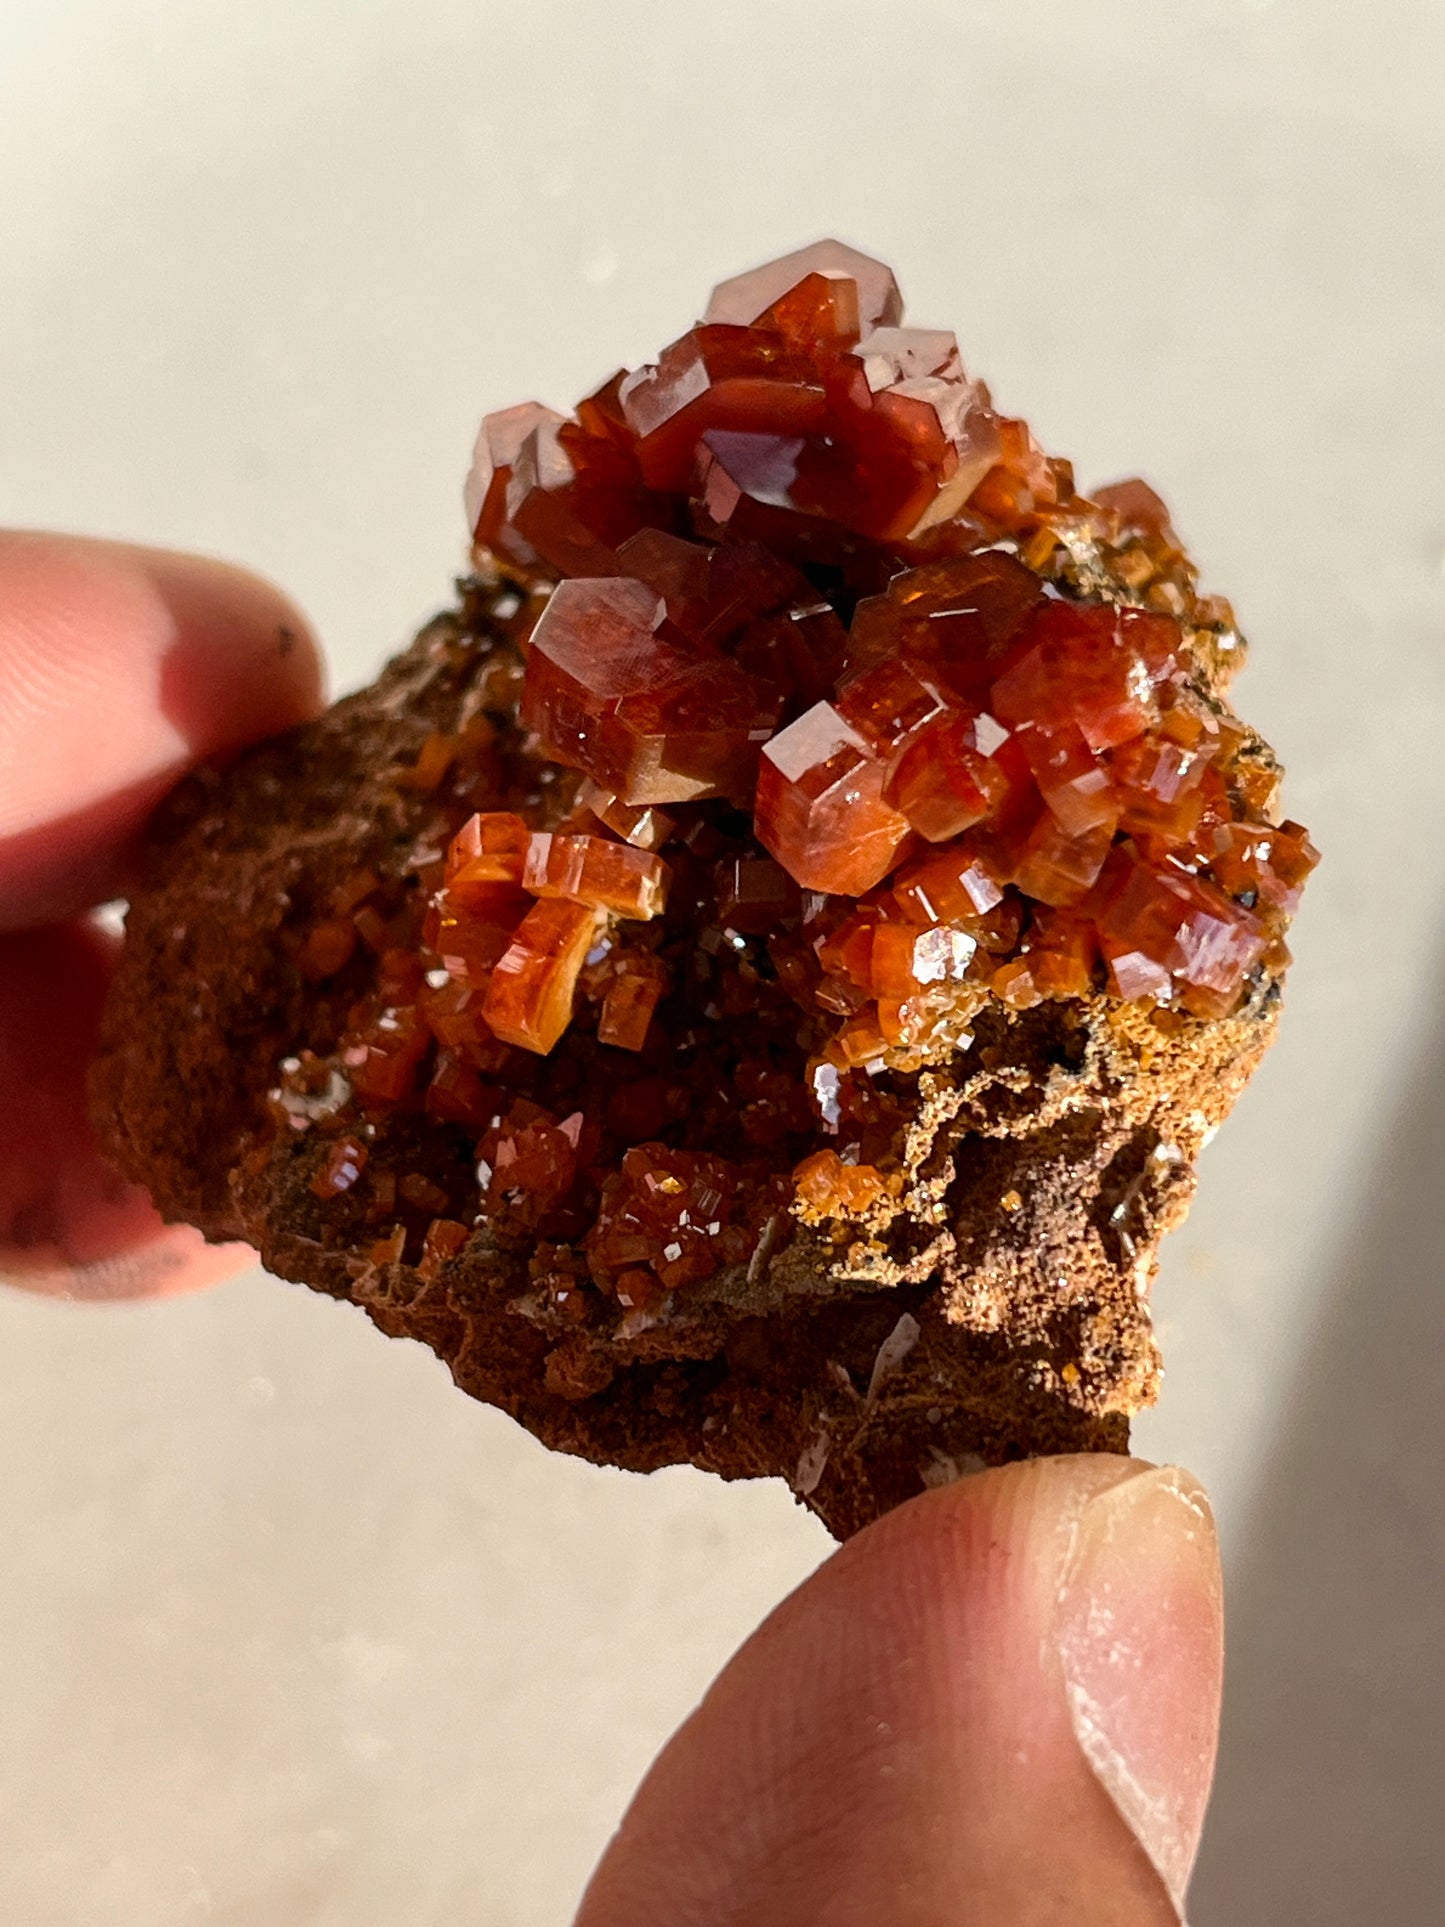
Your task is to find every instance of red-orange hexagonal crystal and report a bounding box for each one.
[755,702,912,895]
[704,239,903,341]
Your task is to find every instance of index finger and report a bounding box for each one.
[0,531,324,929]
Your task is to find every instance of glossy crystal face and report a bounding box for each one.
[277,243,1314,1280]
[455,239,1313,1056]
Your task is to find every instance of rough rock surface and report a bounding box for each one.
[93,591,1278,1538]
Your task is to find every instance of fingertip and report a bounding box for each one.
[0,919,253,1302]
[1052,1460,1223,1915]
[0,531,325,925]
[579,1455,1220,1926]
[138,543,326,752]
[837,1456,1222,1914]
[1,1219,256,1302]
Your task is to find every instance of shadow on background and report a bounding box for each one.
[1191,978,1445,1922]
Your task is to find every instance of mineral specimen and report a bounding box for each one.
[96,240,1316,1535]
[268,238,1316,1302]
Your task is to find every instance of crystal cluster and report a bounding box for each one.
[275,242,1314,1297]
[465,238,1314,1043]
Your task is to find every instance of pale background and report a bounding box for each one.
[2,3,1442,1921]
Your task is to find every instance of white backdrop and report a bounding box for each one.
[2,3,1442,1920]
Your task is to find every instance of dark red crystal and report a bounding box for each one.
[597,952,668,1052]
[281,242,1314,1310]
[885,715,1008,842]
[754,702,912,895]
[588,1145,750,1293]
[521,576,783,805]
[990,602,1181,753]
[1094,853,1267,1000]
[704,239,903,340]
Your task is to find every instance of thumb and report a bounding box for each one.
[577,1456,1222,1927]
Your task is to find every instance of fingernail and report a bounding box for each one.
[1053,1464,1223,1918]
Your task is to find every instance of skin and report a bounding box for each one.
[0,532,1223,1921]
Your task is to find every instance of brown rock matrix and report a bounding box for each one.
[94,243,1314,1537]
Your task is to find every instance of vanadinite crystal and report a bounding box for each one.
[277,240,1314,1308]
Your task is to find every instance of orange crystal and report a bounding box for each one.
[482,898,603,1054]
[588,1145,749,1291]
[418,1218,470,1280]
[575,781,675,851]
[892,843,1006,923]
[1095,854,1267,998]
[465,402,567,560]
[478,1102,584,1224]
[793,1149,893,1216]
[522,832,669,919]
[431,897,524,988]
[845,551,1045,698]
[447,812,530,890]
[598,954,668,1051]
[1012,809,1118,908]
[869,922,977,999]
[990,602,1181,754]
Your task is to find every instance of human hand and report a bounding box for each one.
[0,533,1223,1921]
[578,1454,1222,1925]
[0,530,323,1297]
